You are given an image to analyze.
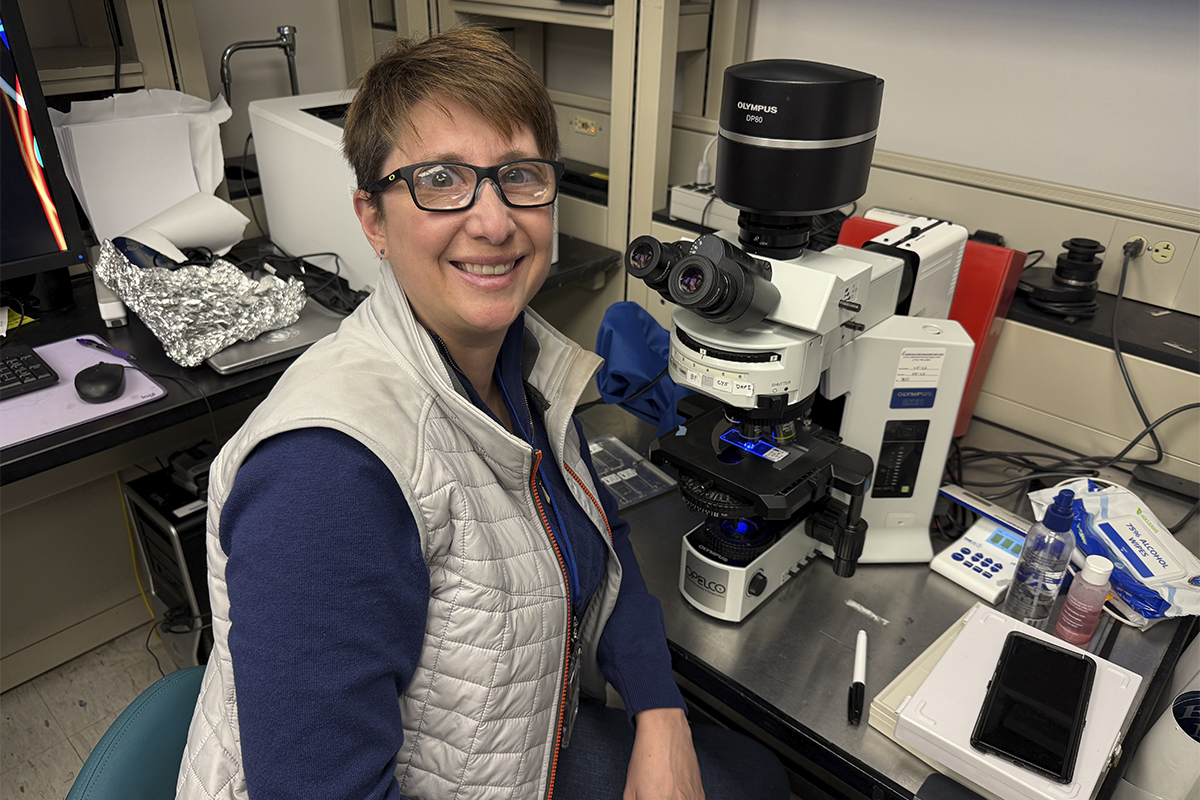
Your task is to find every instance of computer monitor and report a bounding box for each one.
[0,0,89,311]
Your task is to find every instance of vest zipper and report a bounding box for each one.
[531,449,573,800]
[563,463,614,546]
[436,331,579,798]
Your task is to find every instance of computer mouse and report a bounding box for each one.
[74,362,126,404]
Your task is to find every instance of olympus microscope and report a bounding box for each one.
[625,60,974,622]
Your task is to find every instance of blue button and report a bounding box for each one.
[983,572,992,579]
[952,552,965,561]
[973,566,983,573]
[991,564,1002,572]
[982,558,993,565]
[959,547,970,555]
[963,561,973,568]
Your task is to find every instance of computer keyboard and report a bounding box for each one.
[0,344,59,401]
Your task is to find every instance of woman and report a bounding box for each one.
[176,27,788,800]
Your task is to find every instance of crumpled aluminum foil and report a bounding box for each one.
[95,239,308,367]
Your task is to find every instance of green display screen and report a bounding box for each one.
[988,529,1023,557]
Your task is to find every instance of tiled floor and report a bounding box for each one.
[1,621,175,799]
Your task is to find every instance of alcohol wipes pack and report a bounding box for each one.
[1030,479,1200,627]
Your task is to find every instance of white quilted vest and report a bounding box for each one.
[175,264,619,800]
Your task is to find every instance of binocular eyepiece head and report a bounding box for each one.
[623,234,781,331]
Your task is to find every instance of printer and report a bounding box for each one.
[249,90,379,292]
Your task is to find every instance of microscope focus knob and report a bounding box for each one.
[747,571,768,597]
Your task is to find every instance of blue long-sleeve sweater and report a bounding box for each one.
[220,317,684,799]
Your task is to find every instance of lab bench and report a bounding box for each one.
[578,403,1197,800]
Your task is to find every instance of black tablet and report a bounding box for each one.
[970,631,1096,783]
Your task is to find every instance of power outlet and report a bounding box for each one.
[1151,241,1177,264]
[1102,221,1197,310]
[570,116,599,137]
[1125,235,1149,257]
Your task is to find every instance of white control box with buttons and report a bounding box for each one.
[930,518,1024,604]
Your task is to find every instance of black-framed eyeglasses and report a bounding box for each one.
[365,159,565,212]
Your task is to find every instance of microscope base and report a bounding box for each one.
[818,523,933,565]
[679,520,819,622]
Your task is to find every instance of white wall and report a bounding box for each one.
[748,0,1200,210]
[191,0,350,160]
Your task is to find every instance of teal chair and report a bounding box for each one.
[66,665,205,800]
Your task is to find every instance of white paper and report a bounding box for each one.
[122,193,249,262]
[48,89,233,245]
[61,115,200,244]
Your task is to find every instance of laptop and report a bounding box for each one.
[205,299,345,375]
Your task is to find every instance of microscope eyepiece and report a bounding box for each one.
[664,235,781,331]
[624,235,689,302]
[670,256,729,314]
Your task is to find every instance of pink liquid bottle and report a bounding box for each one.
[1054,555,1114,646]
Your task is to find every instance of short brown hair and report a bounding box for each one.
[343,27,560,210]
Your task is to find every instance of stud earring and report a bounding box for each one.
[380,248,386,256]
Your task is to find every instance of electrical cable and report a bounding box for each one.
[1169,499,1199,534]
[103,0,121,92]
[575,365,670,415]
[125,365,220,445]
[119,472,159,626]
[1022,249,1044,270]
[241,133,268,238]
[699,195,717,230]
[696,134,718,185]
[1,292,29,330]
[809,203,857,251]
[1101,603,1141,627]
[1023,294,1098,319]
[950,402,1198,505]
[228,139,365,315]
[159,607,209,635]
[1111,240,1164,463]
[145,623,167,678]
[119,470,169,674]
[230,245,365,316]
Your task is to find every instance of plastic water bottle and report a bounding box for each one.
[1054,555,1114,645]
[1002,489,1076,630]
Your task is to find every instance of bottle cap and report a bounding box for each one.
[1042,489,1075,532]
[1079,554,1114,585]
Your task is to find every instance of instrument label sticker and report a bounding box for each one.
[891,348,944,409]
[713,377,733,394]
[686,369,704,388]
[733,381,754,396]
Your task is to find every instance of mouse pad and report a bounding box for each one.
[0,334,167,449]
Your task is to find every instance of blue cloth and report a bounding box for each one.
[594,302,693,437]
[221,316,683,800]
